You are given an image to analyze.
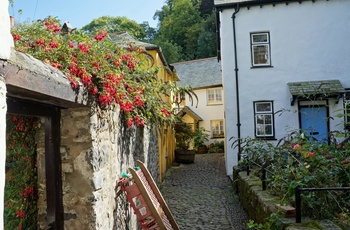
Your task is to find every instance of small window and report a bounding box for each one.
[344,90,350,129]
[251,32,271,67]
[254,101,274,137]
[211,120,224,138]
[207,88,222,105]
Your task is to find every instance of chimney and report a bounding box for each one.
[9,16,14,28]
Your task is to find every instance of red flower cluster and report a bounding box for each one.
[127,116,144,127]
[121,55,136,71]
[36,39,45,47]
[44,20,60,33]
[12,33,21,41]
[94,30,107,42]
[78,43,90,54]
[134,95,144,107]
[134,116,144,127]
[16,210,25,218]
[160,108,171,117]
[15,119,25,131]
[120,101,134,112]
[22,186,34,198]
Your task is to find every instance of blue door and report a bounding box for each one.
[300,106,328,142]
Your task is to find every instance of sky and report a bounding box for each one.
[8,0,166,29]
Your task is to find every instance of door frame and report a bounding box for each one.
[7,97,63,230]
[298,99,330,143]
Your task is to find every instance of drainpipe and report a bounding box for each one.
[232,4,241,161]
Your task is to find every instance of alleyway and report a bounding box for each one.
[160,153,249,230]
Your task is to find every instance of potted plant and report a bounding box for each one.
[174,121,196,163]
[193,127,209,154]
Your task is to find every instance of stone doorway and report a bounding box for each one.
[6,97,63,230]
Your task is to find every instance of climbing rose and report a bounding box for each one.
[293,144,301,149]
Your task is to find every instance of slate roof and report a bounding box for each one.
[172,57,222,89]
[110,32,158,50]
[287,80,345,97]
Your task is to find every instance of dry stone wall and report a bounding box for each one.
[60,106,159,230]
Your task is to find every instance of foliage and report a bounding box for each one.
[208,140,225,153]
[4,115,39,230]
[153,0,216,62]
[174,121,194,150]
[81,16,146,41]
[233,132,350,222]
[246,211,284,230]
[193,127,209,150]
[11,17,193,129]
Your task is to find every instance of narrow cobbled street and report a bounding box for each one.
[160,153,249,230]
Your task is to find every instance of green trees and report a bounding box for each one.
[80,1,217,64]
[81,16,147,41]
[153,0,216,63]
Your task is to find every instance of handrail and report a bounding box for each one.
[295,186,350,223]
[244,158,287,190]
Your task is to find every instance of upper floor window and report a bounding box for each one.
[254,101,274,138]
[207,88,222,105]
[251,32,271,67]
[211,120,224,138]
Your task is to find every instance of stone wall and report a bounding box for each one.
[232,167,277,224]
[59,106,159,230]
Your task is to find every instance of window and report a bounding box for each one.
[251,32,271,67]
[344,90,350,129]
[254,101,274,137]
[207,88,222,105]
[211,120,224,138]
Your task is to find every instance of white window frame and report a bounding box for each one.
[254,101,274,138]
[207,88,222,105]
[211,120,224,138]
[251,32,271,67]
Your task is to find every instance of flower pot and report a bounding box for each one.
[175,150,196,164]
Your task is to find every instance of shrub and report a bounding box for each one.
[234,132,350,222]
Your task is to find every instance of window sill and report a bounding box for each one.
[255,137,276,140]
[211,136,224,139]
[251,65,274,69]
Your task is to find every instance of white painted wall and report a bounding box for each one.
[0,0,12,229]
[218,0,350,175]
[185,88,225,145]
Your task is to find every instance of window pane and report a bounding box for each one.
[256,103,271,112]
[215,89,222,101]
[256,115,264,124]
[253,45,269,65]
[265,125,272,135]
[252,33,268,43]
[256,124,265,135]
[265,115,272,124]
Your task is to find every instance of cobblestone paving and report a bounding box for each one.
[160,153,249,230]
